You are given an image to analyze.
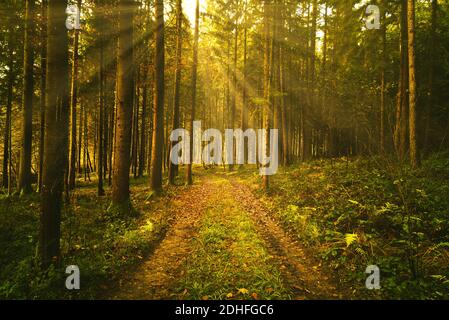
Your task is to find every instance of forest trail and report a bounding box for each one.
[111,172,340,300]
[110,176,216,299]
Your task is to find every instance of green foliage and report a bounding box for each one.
[243,155,449,299]
[0,180,172,299]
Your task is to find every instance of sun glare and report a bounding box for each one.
[184,0,207,25]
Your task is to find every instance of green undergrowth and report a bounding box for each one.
[177,180,291,300]
[238,153,449,299]
[0,175,175,299]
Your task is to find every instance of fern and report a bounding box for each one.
[345,233,358,247]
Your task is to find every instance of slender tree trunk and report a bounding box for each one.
[150,0,165,192]
[3,32,14,190]
[78,102,83,174]
[168,0,183,185]
[407,0,418,167]
[98,35,105,196]
[108,92,114,186]
[280,46,288,166]
[18,0,36,194]
[38,0,47,192]
[262,0,271,190]
[68,0,81,190]
[132,70,140,179]
[380,2,386,154]
[241,1,248,163]
[186,0,200,185]
[229,4,239,171]
[395,0,409,160]
[424,0,437,152]
[112,0,134,207]
[40,0,70,269]
[139,72,148,178]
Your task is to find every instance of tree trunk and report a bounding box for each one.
[262,0,271,190]
[241,1,248,163]
[40,0,70,269]
[150,0,165,192]
[229,5,238,171]
[18,0,36,194]
[395,0,409,160]
[186,0,200,186]
[424,0,437,152]
[139,72,148,178]
[68,0,81,190]
[2,30,14,190]
[38,0,47,192]
[98,34,105,196]
[168,0,183,185]
[407,0,418,167]
[112,0,134,207]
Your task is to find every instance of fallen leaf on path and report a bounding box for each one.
[238,288,249,295]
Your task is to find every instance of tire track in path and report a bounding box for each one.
[111,177,218,300]
[229,177,342,300]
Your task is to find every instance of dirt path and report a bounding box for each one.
[229,178,341,299]
[112,172,340,300]
[111,177,218,299]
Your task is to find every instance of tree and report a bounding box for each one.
[2,18,15,191]
[394,0,409,160]
[150,0,165,192]
[18,0,36,194]
[68,0,81,190]
[262,0,271,190]
[424,0,437,151]
[97,3,105,196]
[407,0,418,167]
[186,0,200,186]
[168,0,183,185]
[40,0,70,268]
[38,0,48,193]
[111,0,134,210]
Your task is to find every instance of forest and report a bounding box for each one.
[0,0,449,300]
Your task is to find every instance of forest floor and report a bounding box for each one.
[110,171,341,300]
[1,155,449,300]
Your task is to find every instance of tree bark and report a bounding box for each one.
[262,0,271,190]
[112,0,134,207]
[407,0,418,167]
[186,0,200,186]
[424,0,437,152]
[150,0,165,191]
[98,33,105,196]
[2,28,14,190]
[40,0,70,269]
[18,0,36,194]
[38,0,48,192]
[168,0,183,184]
[68,0,81,190]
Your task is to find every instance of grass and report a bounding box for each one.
[177,178,291,300]
[237,154,449,299]
[0,175,176,299]
[1,156,449,300]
